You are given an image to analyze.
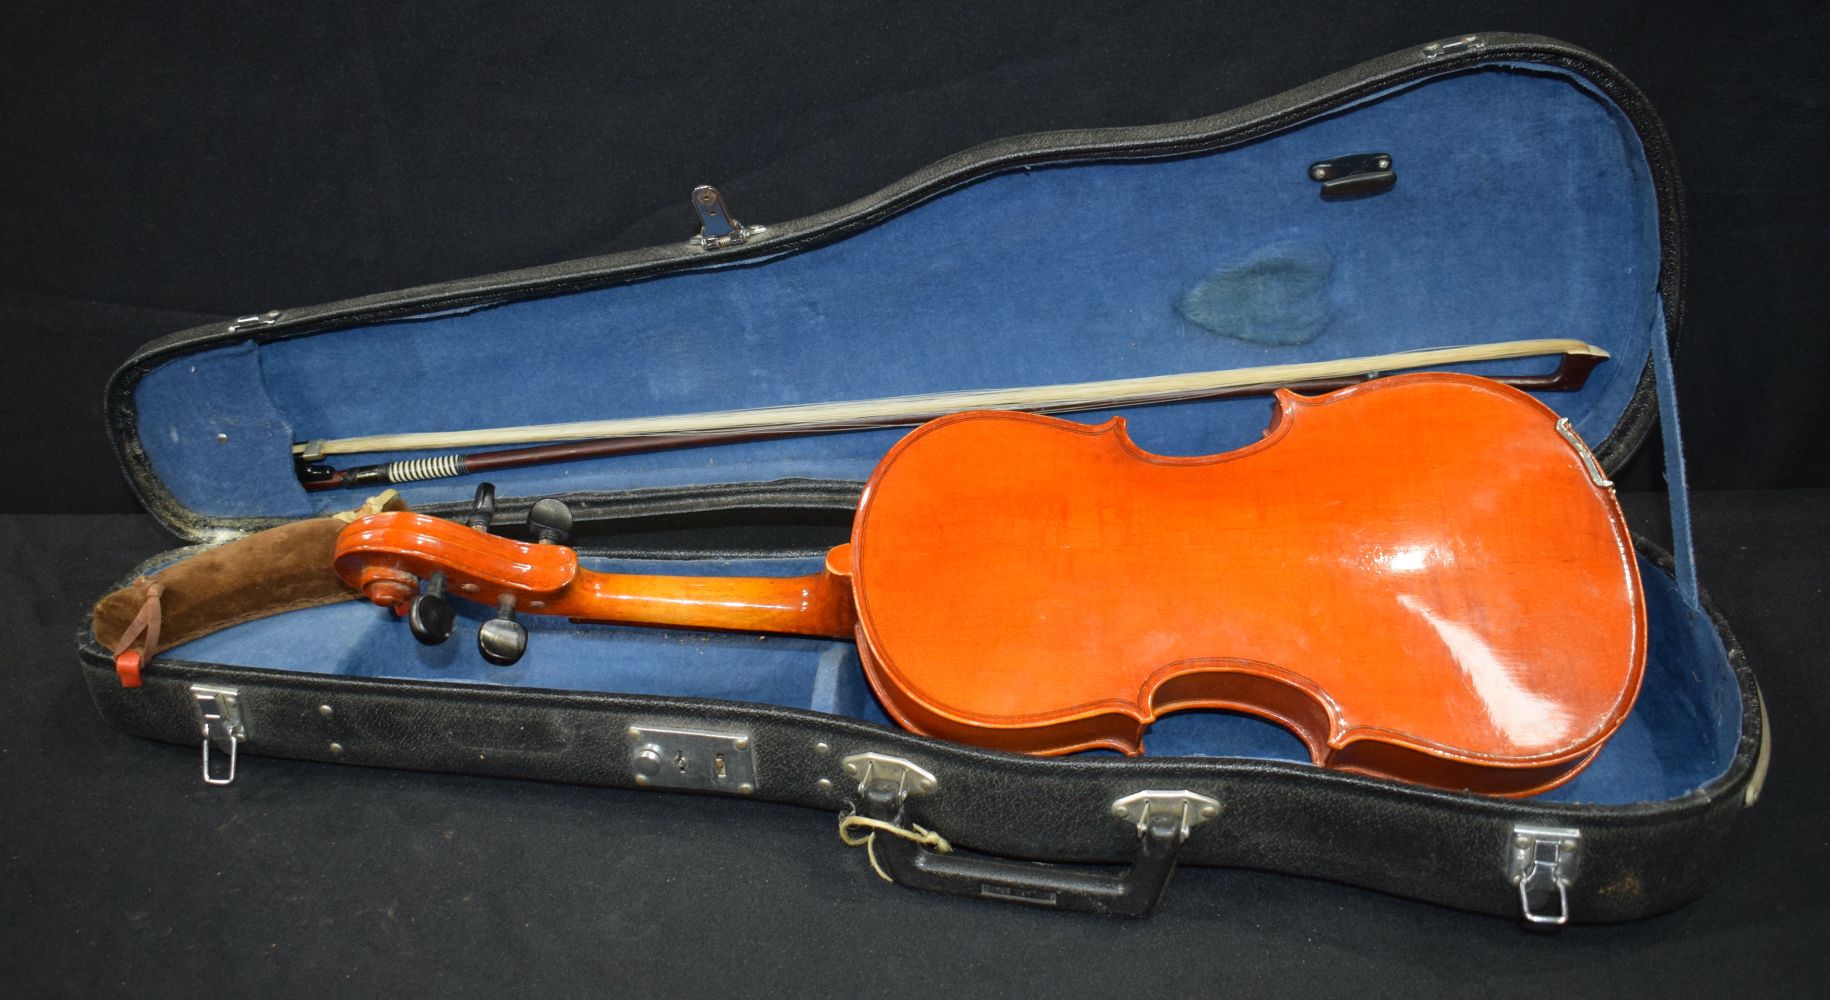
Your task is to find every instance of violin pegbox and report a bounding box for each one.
[332,484,581,667]
[477,497,575,665]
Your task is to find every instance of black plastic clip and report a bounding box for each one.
[1309,152,1396,200]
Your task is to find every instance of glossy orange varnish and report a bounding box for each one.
[850,374,1645,794]
[333,517,858,638]
[334,373,1645,795]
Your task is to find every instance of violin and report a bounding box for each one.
[334,373,1646,796]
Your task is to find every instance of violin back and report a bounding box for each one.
[848,373,1645,796]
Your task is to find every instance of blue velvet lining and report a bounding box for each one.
[168,551,1737,804]
[133,64,1660,519]
[136,61,1735,804]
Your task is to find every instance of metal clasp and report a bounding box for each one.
[191,685,245,786]
[689,185,767,250]
[1508,824,1581,925]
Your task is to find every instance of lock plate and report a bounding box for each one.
[626,725,757,794]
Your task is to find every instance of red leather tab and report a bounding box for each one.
[114,649,144,688]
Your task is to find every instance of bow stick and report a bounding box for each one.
[296,339,1609,491]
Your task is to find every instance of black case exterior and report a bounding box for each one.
[77,33,1767,921]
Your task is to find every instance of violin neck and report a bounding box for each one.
[563,545,858,640]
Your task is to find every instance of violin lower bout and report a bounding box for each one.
[860,645,1606,797]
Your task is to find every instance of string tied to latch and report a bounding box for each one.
[109,577,164,688]
[838,809,952,883]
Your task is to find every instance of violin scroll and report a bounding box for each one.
[334,485,584,666]
[333,486,860,660]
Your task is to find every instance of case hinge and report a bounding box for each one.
[689,185,767,250]
[227,310,282,332]
[191,684,245,786]
[1422,34,1486,59]
[1508,824,1581,925]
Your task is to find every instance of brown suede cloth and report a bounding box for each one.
[91,493,407,657]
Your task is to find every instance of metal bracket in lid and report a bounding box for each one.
[689,185,767,250]
[191,685,245,786]
[1508,824,1581,925]
[1308,152,1396,200]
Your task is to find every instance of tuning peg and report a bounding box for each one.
[527,497,573,545]
[406,571,456,645]
[477,593,527,666]
[465,482,498,532]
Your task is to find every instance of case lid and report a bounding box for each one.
[107,33,1682,544]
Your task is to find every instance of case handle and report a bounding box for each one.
[853,779,1213,917]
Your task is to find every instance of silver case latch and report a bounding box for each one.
[1508,824,1581,925]
[191,685,245,786]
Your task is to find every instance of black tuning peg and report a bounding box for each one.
[406,570,456,645]
[477,593,527,666]
[465,483,498,532]
[527,497,573,545]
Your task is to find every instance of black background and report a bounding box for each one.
[4,3,1828,997]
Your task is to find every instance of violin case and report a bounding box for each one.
[79,32,1767,923]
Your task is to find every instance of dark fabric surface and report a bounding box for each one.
[3,490,1824,998]
[2,2,1829,515]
